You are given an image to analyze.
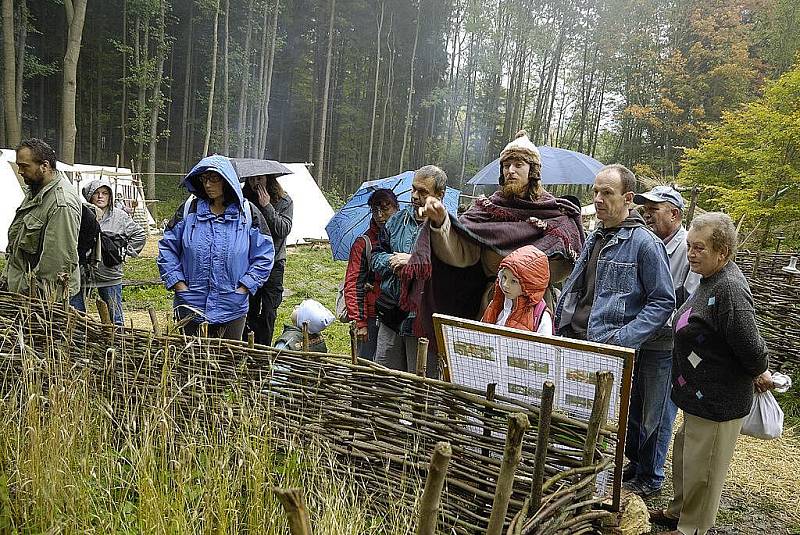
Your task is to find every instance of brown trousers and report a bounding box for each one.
[667,412,744,535]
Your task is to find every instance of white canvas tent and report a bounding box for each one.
[277,163,335,245]
[0,148,154,253]
[0,150,25,253]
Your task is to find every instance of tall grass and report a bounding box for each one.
[0,364,414,533]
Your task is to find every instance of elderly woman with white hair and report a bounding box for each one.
[650,212,774,535]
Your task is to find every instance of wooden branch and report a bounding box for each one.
[416,337,429,377]
[416,441,452,535]
[486,412,530,535]
[530,381,555,513]
[274,487,313,535]
[147,305,161,337]
[582,371,613,466]
[302,321,310,352]
[349,321,358,365]
[95,298,112,325]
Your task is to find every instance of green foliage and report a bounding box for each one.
[678,61,800,228]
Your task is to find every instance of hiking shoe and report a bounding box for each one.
[648,508,679,530]
[622,479,662,498]
[622,463,637,482]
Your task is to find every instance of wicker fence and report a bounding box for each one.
[735,251,800,373]
[0,292,617,534]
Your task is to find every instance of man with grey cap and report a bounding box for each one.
[622,185,700,497]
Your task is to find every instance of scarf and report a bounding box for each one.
[400,191,585,353]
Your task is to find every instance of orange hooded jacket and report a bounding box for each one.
[481,245,552,333]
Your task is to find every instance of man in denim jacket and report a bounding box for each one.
[555,164,675,497]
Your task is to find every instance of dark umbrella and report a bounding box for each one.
[230,158,292,180]
[466,146,604,186]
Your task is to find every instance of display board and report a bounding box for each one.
[433,313,635,503]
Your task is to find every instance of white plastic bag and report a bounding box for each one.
[741,390,784,440]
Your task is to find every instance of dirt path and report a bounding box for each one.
[645,424,800,534]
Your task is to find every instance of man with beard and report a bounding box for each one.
[371,165,446,376]
[1,139,81,302]
[404,131,585,352]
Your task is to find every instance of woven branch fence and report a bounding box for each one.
[0,292,616,534]
[735,251,800,373]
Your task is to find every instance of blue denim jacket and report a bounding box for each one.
[555,220,675,350]
[371,205,422,336]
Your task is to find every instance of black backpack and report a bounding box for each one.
[77,203,101,266]
[100,231,127,267]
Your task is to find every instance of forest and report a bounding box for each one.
[2,0,800,237]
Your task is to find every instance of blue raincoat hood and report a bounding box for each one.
[182,155,244,208]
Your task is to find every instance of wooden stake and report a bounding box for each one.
[583,371,613,467]
[416,337,429,377]
[248,331,255,349]
[147,305,161,336]
[199,321,209,338]
[486,412,529,535]
[302,321,310,352]
[349,321,358,364]
[96,298,112,325]
[274,487,313,535]
[416,441,452,535]
[530,381,555,514]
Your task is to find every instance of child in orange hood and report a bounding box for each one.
[481,245,553,334]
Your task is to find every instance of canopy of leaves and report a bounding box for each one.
[679,61,800,229]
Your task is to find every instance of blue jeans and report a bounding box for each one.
[624,348,674,488]
[70,285,125,326]
[357,317,379,361]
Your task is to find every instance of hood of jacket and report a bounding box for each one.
[183,155,244,208]
[498,245,550,303]
[82,179,114,206]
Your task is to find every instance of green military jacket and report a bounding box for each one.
[2,173,81,299]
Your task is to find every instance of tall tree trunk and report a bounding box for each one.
[203,0,220,156]
[252,2,269,158]
[258,0,279,158]
[61,0,88,165]
[314,0,336,185]
[399,0,421,172]
[222,0,230,154]
[377,24,394,177]
[366,0,384,178]
[180,3,194,168]
[14,0,26,136]
[134,14,149,170]
[120,0,128,165]
[1,0,20,146]
[236,0,254,158]
[146,0,166,206]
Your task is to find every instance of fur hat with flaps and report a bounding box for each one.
[498,130,543,190]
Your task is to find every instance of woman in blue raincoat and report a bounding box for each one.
[158,155,274,340]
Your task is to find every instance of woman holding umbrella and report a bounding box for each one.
[242,173,293,345]
[343,188,398,360]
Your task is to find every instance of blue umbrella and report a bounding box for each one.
[325,171,461,261]
[466,146,604,186]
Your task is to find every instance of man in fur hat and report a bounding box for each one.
[400,131,585,357]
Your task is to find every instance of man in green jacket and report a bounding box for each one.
[1,139,81,301]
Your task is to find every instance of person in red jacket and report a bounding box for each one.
[481,245,553,334]
[344,189,399,360]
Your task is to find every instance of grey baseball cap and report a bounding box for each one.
[633,185,685,210]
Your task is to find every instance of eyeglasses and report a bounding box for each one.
[199,173,222,184]
[371,204,395,214]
